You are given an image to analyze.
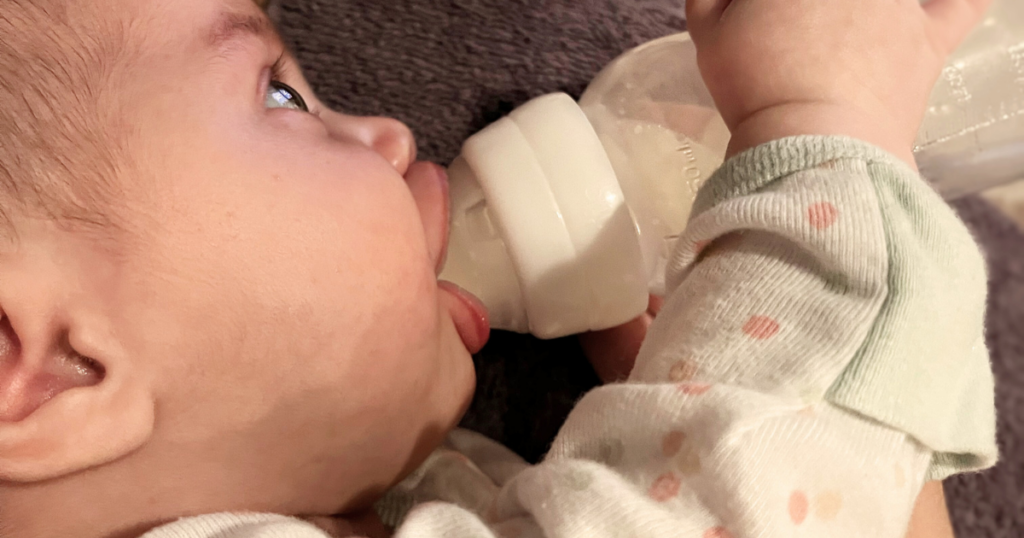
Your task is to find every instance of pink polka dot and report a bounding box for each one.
[677,383,712,396]
[743,316,780,340]
[808,202,839,229]
[789,490,809,525]
[703,527,734,538]
[648,472,681,502]
[662,431,687,457]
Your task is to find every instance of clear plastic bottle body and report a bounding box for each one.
[578,33,729,294]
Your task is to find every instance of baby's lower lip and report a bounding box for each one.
[438,281,490,354]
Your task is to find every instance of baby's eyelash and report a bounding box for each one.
[270,52,288,82]
[267,51,316,115]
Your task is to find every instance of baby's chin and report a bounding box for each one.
[326,291,479,515]
[436,305,478,424]
[359,330,475,511]
[406,308,476,441]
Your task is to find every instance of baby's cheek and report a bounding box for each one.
[359,253,442,346]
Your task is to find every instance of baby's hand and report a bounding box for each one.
[580,296,663,383]
[686,0,992,164]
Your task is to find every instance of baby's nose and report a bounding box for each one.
[323,111,417,175]
[358,116,417,175]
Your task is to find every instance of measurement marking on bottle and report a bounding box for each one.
[677,141,703,181]
[1011,43,1024,87]
[917,43,1024,151]
[915,104,1024,150]
[941,64,972,104]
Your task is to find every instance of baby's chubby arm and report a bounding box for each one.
[687,0,991,165]
[679,2,989,536]
[680,1,989,534]
[582,0,991,382]
[686,5,989,535]
[572,1,989,537]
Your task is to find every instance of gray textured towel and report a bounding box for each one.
[272,1,1022,535]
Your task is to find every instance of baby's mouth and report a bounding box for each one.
[404,161,491,353]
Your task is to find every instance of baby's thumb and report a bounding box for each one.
[923,0,994,54]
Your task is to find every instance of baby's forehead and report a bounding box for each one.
[100,0,285,116]
[0,0,280,217]
[128,0,277,52]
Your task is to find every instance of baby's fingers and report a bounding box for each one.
[923,0,994,54]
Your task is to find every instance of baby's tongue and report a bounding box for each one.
[403,162,451,274]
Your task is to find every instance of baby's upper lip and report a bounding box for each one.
[402,161,451,275]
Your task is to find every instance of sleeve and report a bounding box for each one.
[404,136,995,538]
[142,513,330,538]
[660,135,997,478]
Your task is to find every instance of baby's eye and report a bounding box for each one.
[266,81,308,112]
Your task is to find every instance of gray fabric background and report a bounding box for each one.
[271,1,1022,535]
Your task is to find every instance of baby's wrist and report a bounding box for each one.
[726,102,918,170]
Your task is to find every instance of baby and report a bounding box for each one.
[0,0,997,537]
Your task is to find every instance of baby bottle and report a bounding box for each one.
[440,0,1024,339]
[439,33,729,339]
[915,0,1024,198]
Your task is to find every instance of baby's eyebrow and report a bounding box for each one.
[204,9,282,54]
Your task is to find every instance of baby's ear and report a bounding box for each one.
[0,303,155,482]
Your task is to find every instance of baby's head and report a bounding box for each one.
[0,0,487,535]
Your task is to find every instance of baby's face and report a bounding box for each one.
[86,0,487,515]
